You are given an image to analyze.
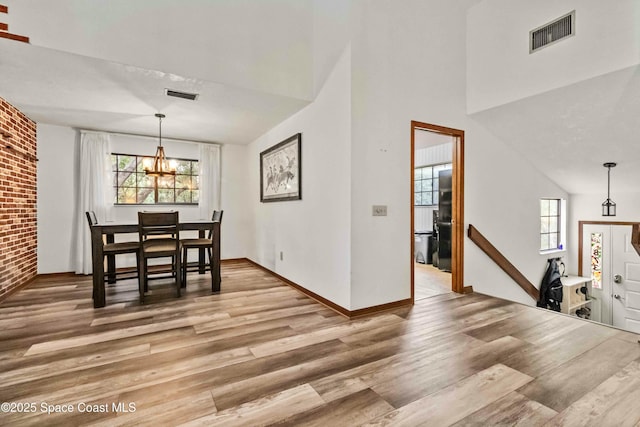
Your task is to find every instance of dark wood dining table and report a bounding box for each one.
[91,220,221,308]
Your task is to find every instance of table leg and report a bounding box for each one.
[212,222,221,293]
[106,233,116,284]
[91,227,106,308]
[198,229,206,274]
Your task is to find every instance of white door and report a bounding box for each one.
[611,225,640,333]
[582,224,612,324]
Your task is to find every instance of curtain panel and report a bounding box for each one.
[74,131,113,274]
[199,143,221,220]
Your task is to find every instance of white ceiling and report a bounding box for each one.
[0,0,349,144]
[470,65,640,195]
[1,1,638,196]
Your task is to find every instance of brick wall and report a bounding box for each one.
[0,96,37,300]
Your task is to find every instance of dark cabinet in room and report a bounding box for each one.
[437,169,452,272]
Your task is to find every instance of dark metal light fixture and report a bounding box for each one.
[144,113,176,177]
[602,162,617,216]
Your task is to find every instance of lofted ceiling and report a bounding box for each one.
[470,65,640,195]
[1,1,638,196]
[0,0,350,144]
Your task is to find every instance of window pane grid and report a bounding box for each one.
[540,198,561,251]
[112,154,199,205]
[414,163,452,207]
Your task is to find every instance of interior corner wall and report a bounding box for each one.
[220,143,252,259]
[467,0,640,113]
[0,97,37,298]
[37,124,251,274]
[37,123,76,274]
[566,192,640,276]
[247,45,352,309]
[348,0,570,309]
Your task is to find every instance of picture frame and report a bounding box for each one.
[260,133,302,202]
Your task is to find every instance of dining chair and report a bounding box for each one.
[85,211,140,286]
[137,211,181,302]
[180,210,223,288]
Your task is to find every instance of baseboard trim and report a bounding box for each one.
[0,273,38,304]
[35,271,77,279]
[349,298,414,318]
[221,258,248,264]
[244,258,413,319]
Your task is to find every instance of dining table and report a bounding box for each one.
[91,220,221,308]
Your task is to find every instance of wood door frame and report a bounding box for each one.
[411,121,465,300]
[578,220,639,276]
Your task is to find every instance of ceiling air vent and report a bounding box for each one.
[165,89,199,101]
[530,11,575,53]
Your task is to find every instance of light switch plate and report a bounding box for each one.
[372,205,387,216]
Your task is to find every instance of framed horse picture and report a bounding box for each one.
[260,133,302,202]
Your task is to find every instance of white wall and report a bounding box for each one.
[348,0,569,309]
[566,192,640,276]
[247,45,352,309]
[37,124,76,274]
[464,125,569,305]
[37,126,249,273]
[467,0,640,113]
[220,144,252,259]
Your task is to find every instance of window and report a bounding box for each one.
[540,198,565,251]
[112,154,199,205]
[414,163,452,206]
[590,232,603,289]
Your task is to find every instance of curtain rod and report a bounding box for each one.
[77,128,221,146]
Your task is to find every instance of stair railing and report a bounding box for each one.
[467,224,539,301]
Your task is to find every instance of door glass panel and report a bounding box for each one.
[591,232,603,290]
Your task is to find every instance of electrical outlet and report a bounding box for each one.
[280,251,283,261]
[372,205,387,216]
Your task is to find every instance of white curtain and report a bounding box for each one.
[199,143,221,220]
[74,131,114,274]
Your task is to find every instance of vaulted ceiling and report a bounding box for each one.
[1,1,638,196]
[0,0,350,144]
[471,65,640,194]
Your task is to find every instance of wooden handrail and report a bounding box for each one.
[468,224,540,301]
[633,224,640,258]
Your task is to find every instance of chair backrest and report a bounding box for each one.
[85,211,98,227]
[208,210,224,239]
[212,210,224,222]
[138,211,179,242]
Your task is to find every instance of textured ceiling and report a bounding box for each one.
[1,1,638,196]
[470,65,640,194]
[0,0,350,144]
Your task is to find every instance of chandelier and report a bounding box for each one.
[145,113,176,177]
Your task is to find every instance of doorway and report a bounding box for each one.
[580,222,640,333]
[411,121,464,301]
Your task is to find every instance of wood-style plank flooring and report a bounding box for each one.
[414,263,451,300]
[1,260,640,426]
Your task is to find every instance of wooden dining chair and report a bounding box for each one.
[137,211,181,302]
[180,210,223,288]
[85,211,140,285]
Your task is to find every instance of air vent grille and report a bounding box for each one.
[165,89,199,101]
[530,11,575,53]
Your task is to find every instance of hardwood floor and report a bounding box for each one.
[1,260,640,426]
[414,263,451,300]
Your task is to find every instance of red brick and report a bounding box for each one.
[0,96,37,297]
